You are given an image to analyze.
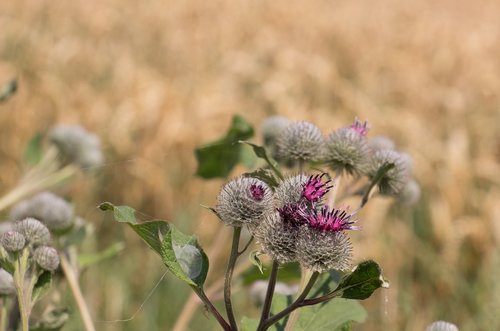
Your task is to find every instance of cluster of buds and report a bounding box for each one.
[49,124,104,169]
[261,117,419,203]
[0,218,60,272]
[216,173,356,272]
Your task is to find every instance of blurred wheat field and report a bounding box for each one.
[1,0,500,330]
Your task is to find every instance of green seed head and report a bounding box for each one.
[0,230,26,252]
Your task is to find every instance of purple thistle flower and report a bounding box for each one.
[350,118,369,137]
[277,203,308,227]
[302,173,333,203]
[250,184,265,201]
[307,206,358,232]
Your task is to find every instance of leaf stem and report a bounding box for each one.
[60,253,96,331]
[237,236,254,256]
[257,260,279,330]
[260,271,319,330]
[0,298,6,331]
[193,287,231,331]
[224,226,242,330]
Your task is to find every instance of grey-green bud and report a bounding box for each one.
[0,230,26,252]
[366,149,411,195]
[425,321,459,331]
[215,177,273,227]
[34,246,60,271]
[276,121,324,163]
[10,192,74,232]
[296,226,352,272]
[323,127,369,175]
[14,218,51,246]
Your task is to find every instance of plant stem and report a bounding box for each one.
[193,287,231,331]
[172,259,252,331]
[260,272,319,330]
[237,236,254,256]
[298,159,305,174]
[13,249,30,331]
[257,261,279,330]
[283,268,313,331]
[326,175,342,208]
[59,253,96,331]
[0,164,77,212]
[224,226,242,330]
[0,298,7,331]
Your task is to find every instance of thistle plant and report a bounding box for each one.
[100,114,426,331]
[0,122,110,331]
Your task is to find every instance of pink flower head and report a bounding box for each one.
[250,184,265,201]
[308,206,359,232]
[350,118,369,137]
[277,203,308,227]
[302,173,333,203]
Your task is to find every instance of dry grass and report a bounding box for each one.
[1,0,500,330]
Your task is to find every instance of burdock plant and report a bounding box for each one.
[101,115,424,331]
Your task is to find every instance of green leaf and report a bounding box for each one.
[239,141,283,180]
[243,168,280,190]
[24,133,44,166]
[361,162,395,206]
[78,242,125,268]
[195,115,254,178]
[0,247,14,274]
[32,271,52,303]
[292,298,366,331]
[0,79,17,103]
[335,260,388,300]
[241,262,301,286]
[249,250,264,274]
[161,226,209,288]
[99,202,138,224]
[99,202,170,255]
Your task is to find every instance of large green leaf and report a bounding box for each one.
[99,202,169,255]
[100,202,209,288]
[195,115,254,178]
[161,226,209,288]
[335,260,388,300]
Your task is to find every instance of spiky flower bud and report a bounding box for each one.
[366,149,411,195]
[275,121,324,162]
[0,230,26,252]
[254,210,300,264]
[13,218,50,246]
[215,177,273,227]
[34,246,60,271]
[368,136,395,152]
[10,192,74,232]
[49,124,104,169]
[425,321,459,331]
[261,116,290,147]
[297,227,352,272]
[296,206,355,272]
[302,173,332,203]
[0,269,15,296]
[274,174,308,207]
[323,120,370,175]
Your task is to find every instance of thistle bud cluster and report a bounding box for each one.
[256,173,355,272]
[49,124,104,169]
[0,218,60,272]
[10,191,74,233]
[262,117,420,202]
[216,172,356,272]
